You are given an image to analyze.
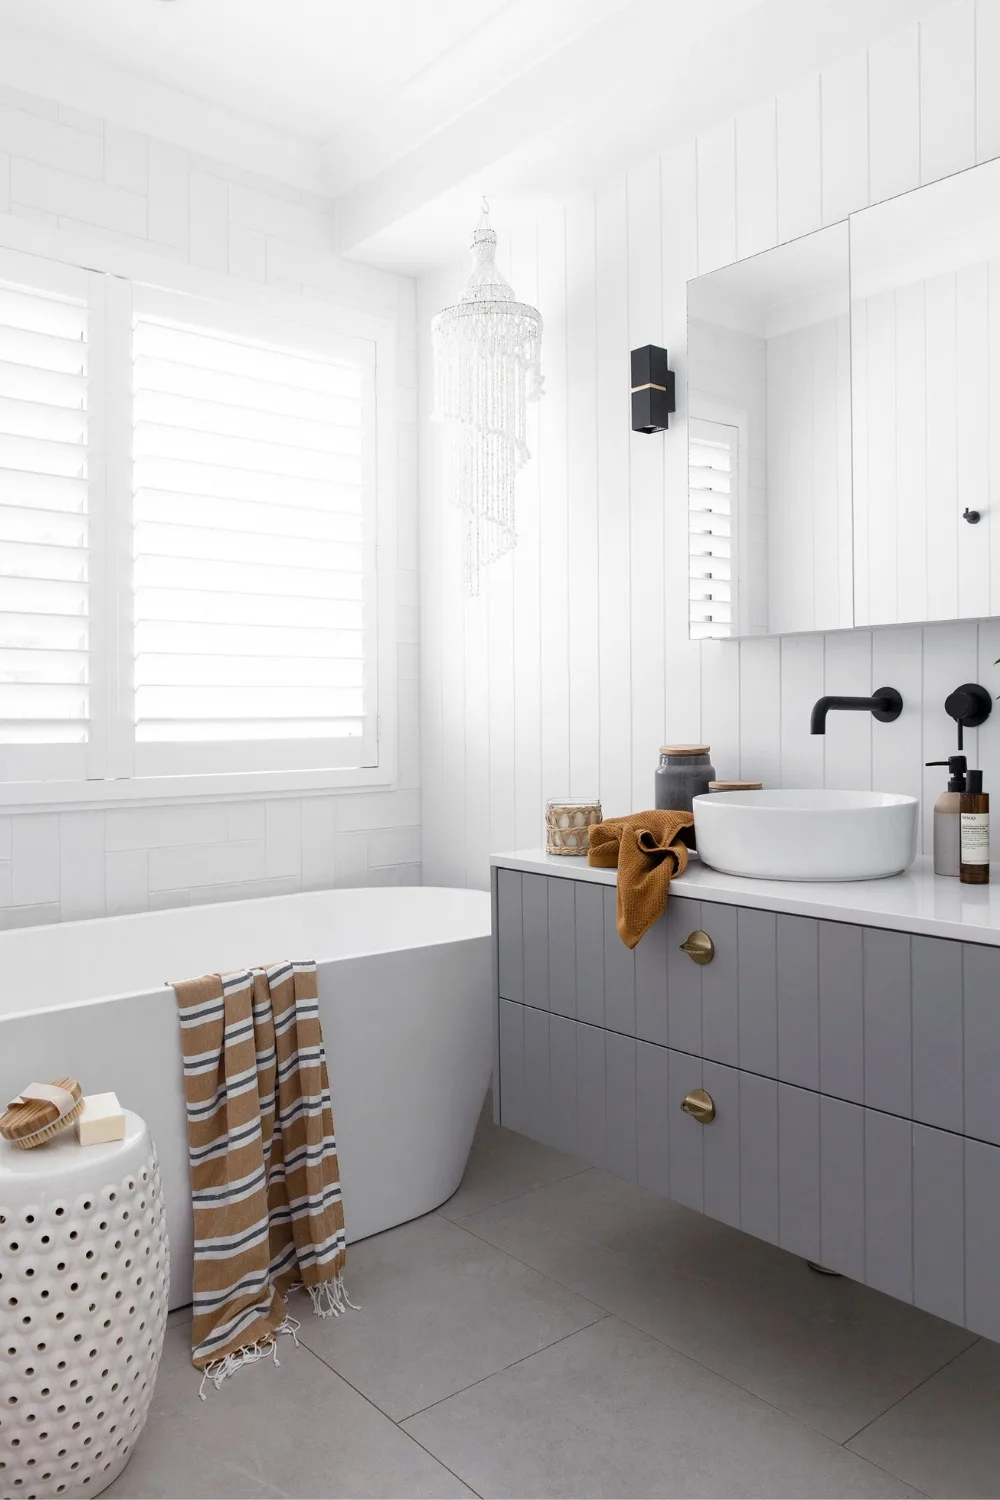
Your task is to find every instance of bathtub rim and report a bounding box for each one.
[0,884,492,1020]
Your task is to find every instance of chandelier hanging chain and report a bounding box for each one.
[431,202,544,595]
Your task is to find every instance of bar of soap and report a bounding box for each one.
[76,1092,125,1146]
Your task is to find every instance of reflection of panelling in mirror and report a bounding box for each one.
[852,156,1000,629]
[686,221,851,638]
[766,313,851,636]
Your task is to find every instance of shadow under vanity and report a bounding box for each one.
[490,851,1000,1344]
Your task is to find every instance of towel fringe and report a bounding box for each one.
[197,1314,301,1400]
[307,1271,359,1319]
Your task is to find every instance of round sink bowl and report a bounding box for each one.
[692,788,919,882]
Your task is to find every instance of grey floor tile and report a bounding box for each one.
[296,1210,605,1420]
[438,1114,589,1220]
[462,1168,974,1443]
[403,1316,922,1499]
[104,1324,475,1499]
[166,1304,192,1330]
[848,1337,1000,1497]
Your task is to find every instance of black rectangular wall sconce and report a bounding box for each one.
[630,344,676,433]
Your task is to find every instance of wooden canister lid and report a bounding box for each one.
[660,744,710,756]
[708,780,763,791]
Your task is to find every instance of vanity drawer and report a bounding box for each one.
[495,870,1000,1146]
[497,996,1000,1342]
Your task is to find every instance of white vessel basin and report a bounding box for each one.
[692,789,919,882]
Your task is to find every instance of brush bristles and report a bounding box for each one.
[10,1096,86,1150]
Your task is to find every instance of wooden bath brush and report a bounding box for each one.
[1,1079,84,1149]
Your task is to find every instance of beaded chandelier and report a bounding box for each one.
[432,201,543,595]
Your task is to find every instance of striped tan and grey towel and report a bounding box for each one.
[173,959,350,1395]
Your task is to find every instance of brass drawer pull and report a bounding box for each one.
[680,1088,716,1124]
[680,930,714,965]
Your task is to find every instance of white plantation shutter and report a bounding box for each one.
[0,255,103,781]
[689,417,736,641]
[124,287,378,777]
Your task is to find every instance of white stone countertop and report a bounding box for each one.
[490,848,1000,947]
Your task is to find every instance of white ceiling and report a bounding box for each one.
[0,0,953,275]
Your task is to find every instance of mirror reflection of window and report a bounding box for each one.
[686,221,852,640]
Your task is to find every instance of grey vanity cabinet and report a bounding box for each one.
[493,866,1000,1344]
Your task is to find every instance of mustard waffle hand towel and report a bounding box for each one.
[588,809,694,948]
[173,959,351,1396]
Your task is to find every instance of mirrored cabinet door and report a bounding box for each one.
[850,155,1000,628]
[687,223,852,640]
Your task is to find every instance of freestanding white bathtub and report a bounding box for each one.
[0,886,493,1309]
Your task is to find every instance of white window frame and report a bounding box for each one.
[0,216,398,812]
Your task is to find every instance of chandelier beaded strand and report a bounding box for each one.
[432,200,544,595]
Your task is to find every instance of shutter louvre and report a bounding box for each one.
[130,301,374,767]
[0,275,90,751]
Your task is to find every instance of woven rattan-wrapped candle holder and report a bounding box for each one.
[545,799,602,856]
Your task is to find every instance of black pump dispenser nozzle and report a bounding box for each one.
[926,754,968,792]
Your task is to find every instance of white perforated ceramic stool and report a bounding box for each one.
[0,1111,169,1500]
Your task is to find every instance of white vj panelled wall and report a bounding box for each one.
[419,0,1000,888]
[0,85,420,926]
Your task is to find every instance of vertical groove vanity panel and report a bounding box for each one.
[666,898,702,1054]
[818,922,864,1104]
[737,907,778,1078]
[605,1032,638,1182]
[523,1005,552,1146]
[738,1070,780,1245]
[521,874,551,1011]
[863,1109,913,1304]
[819,1094,865,1280]
[574,883,606,1028]
[636,1040,671,1198]
[547,876,577,1019]
[604,888,637,1036]
[777,1084,821,1263]
[863,928,912,1118]
[965,1136,1000,1341]
[911,936,963,1134]
[912,1122,965,1328]
[667,1049,704,1212]
[576,1021,607,1170]
[548,1014,579,1157]
[635,911,669,1045]
[498,999,525,1133]
[702,1059,741,1229]
[701,903,739,1066]
[776,915,820,1090]
[963,943,1000,1145]
[497,869,524,1004]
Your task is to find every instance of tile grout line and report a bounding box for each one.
[397,1313,612,1426]
[840,1334,982,1449]
[451,1208,961,1484]
[436,1163,595,1224]
[291,1340,486,1500]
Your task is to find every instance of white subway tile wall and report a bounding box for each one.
[419,0,1000,889]
[0,88,420,926]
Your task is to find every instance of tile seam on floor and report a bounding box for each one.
[436,1164,595,1222]
[841,1334,984,1448]
[397,1313,614,1425]
[451,1211,961,1471]
[290,1339,485,1499]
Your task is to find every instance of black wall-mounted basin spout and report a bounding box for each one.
[810,687,903,735]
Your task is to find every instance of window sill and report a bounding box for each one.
[0,764,396,815]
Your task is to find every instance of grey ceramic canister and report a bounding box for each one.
[654,744,716,813]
